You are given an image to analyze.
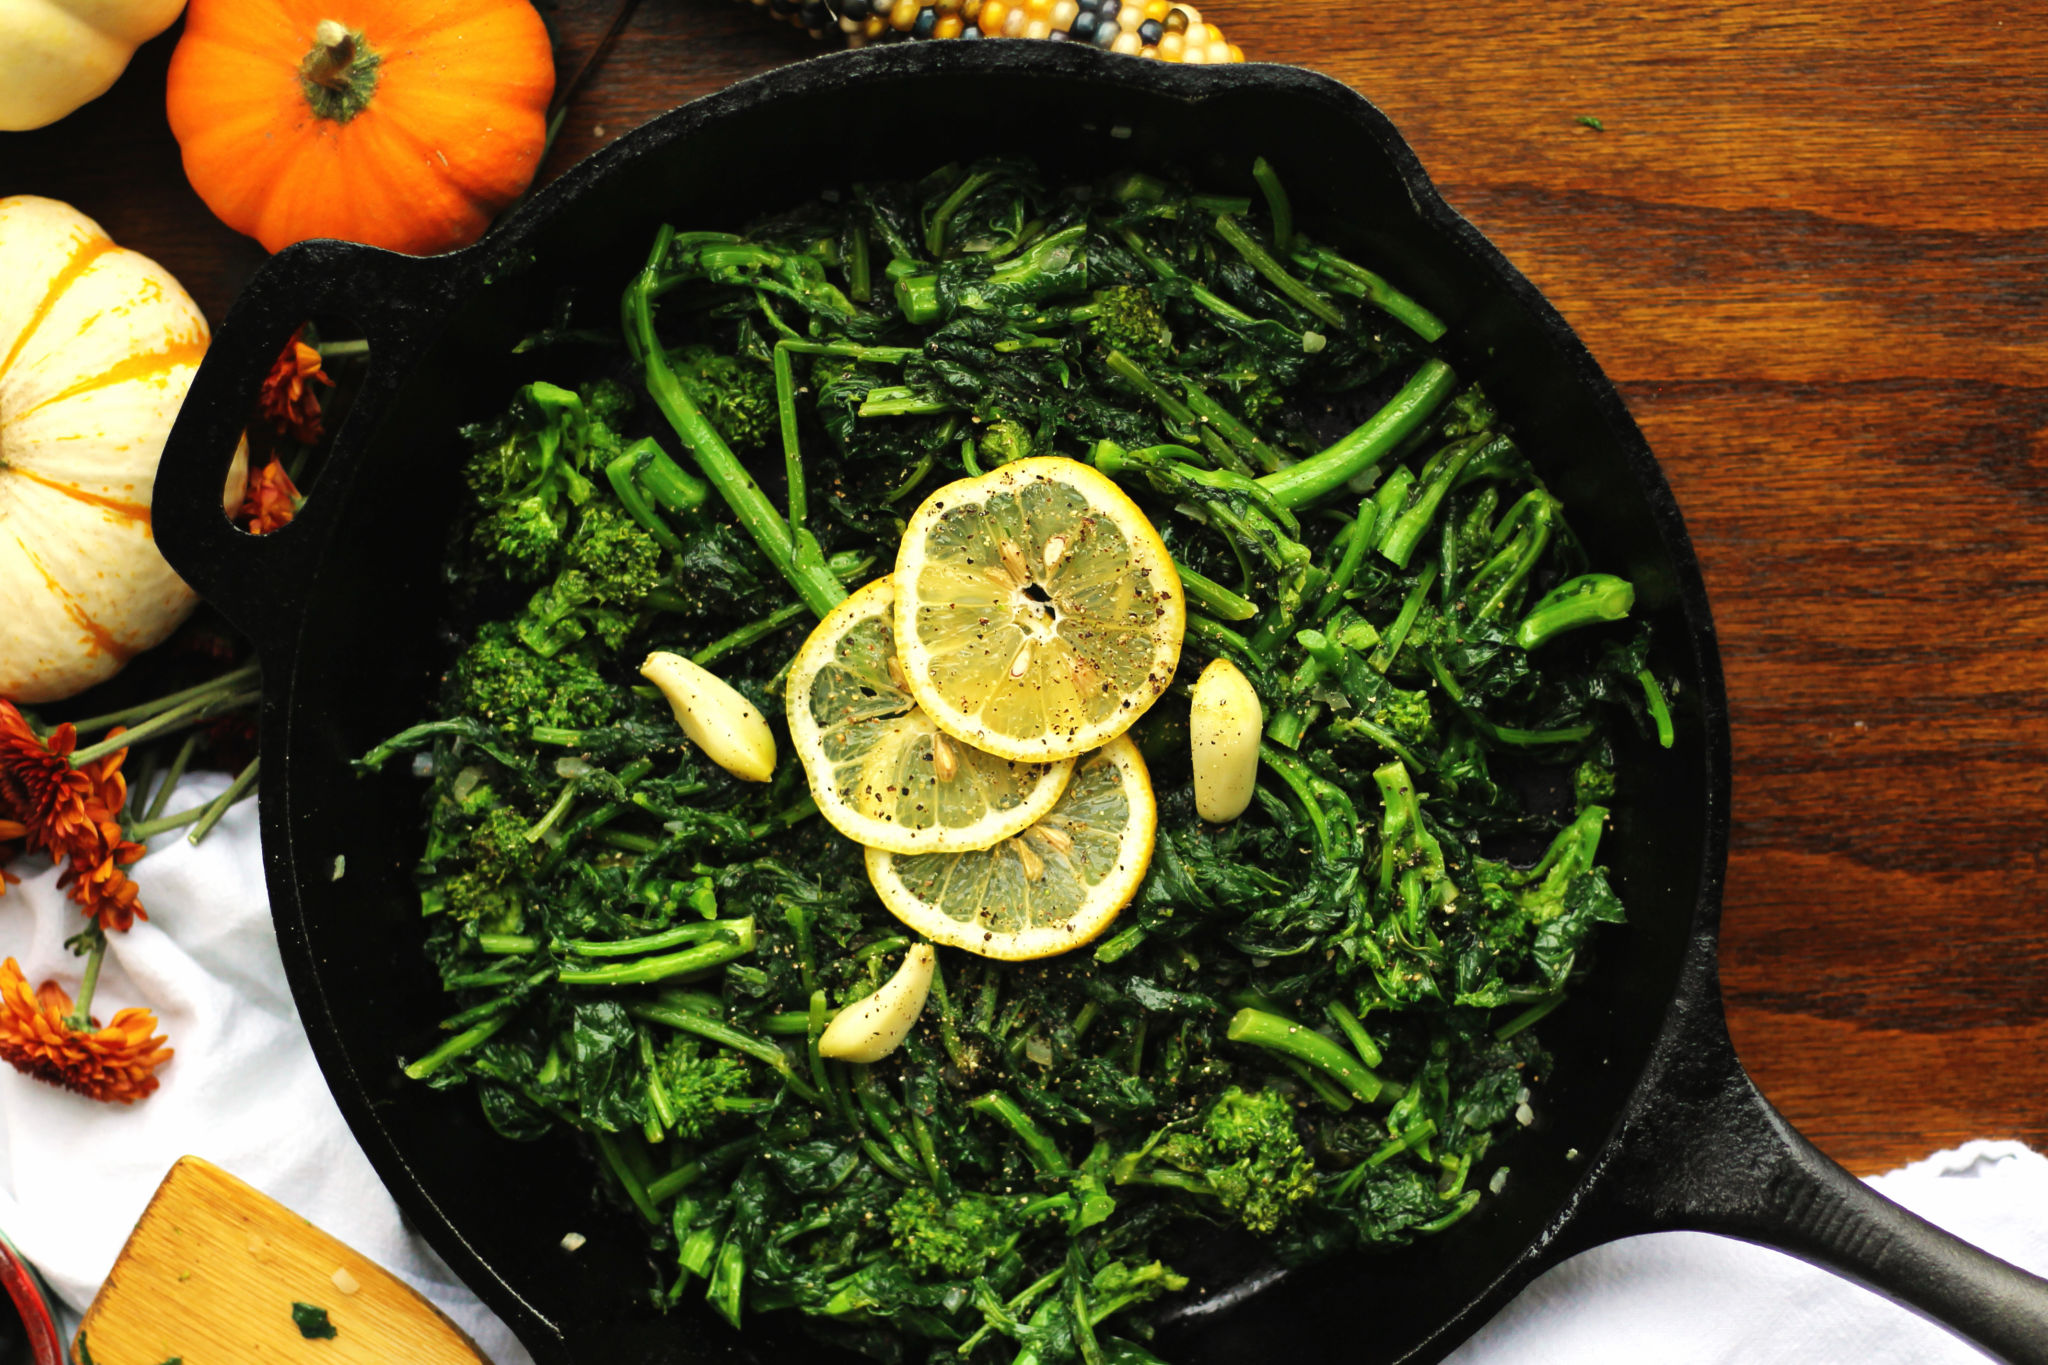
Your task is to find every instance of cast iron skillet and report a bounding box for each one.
[151,41,2048,1365]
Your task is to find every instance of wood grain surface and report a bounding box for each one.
[5,1,2044,1176]
[77,1157,489,1365]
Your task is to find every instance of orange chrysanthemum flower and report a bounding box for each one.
[0,958,172,1104]
[236,457,303,535]
[257,327,335,444]
[61,823,148,932]
[0,704,101,861]
[0,819,21,901]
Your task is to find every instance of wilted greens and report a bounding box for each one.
[364,157,1671,1364]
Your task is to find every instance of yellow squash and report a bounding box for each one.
[0,196,245,703]
[0,0,188,132]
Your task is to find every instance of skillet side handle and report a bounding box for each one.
[1576,973,2048,1365]
[156,240,455,648]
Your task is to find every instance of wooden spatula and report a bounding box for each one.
[72,1156,492,1365]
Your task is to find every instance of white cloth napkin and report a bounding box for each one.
[2,774,2041,1363]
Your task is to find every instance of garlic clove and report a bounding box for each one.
[1189,656,1261,822]
[641,651,778,783]
[818,943,936,1063]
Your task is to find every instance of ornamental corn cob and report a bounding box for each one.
[746,0,1246,63]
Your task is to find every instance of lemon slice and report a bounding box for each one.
[786,577,1074,854]
[865,736,1156,961]
[893,456,1185,764]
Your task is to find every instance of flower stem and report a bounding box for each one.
[187,757,261,845]
[68,689,260,768]
[66,664,259,738]
[142,734,201,823]
[126,803,208,842]
[65,929,107,1031]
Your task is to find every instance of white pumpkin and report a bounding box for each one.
[0,0,188,132]
[0,196,246,704]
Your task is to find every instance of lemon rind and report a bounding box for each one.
[864,736,1157,961]
[785,576,1074,855]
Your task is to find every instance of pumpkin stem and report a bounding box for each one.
[300,20,382,123]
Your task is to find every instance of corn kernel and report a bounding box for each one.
[1112,28,1141,52]
[934,10,963,34]
[1051,0,1078,27]
[1023,15,1051,35]
[964,0,982,15]
[1159,30,1184,57]
[979,0,1006,28]
[864,13,887,34]
[890,0,920,27]
[1025,0,1052,14]
[1118,3,1141,28]
[1210,37,1232,61]
[1143,0,1168,19]
[1227,42,1243,61]
[1002,5,1026,33]
[1183,20,1206,42]
[1182,39,1207,61]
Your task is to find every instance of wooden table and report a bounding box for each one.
[6,1,2044,1177]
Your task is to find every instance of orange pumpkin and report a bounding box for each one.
[165,0,555,256]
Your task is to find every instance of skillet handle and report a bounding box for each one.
[156,240,456,649]
[1571,977,2048,1365]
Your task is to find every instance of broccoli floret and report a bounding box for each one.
[467,804,541,883]
[475,495,566,582]
[436,869,524,934]
[565,505,664,607]
[653,1039,753,1141]
[1370,686,1437,748]
[1083,285,1173,362]
[885,1188,1033,1280]
[670,345,776,452]
[452,622,619,737]
[1155,1086,1315,1235]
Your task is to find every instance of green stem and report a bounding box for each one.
[629,238,844,618]
[1227,1007,1382,1103]
[1251,156,1293,254]
[1637,668,1675,749]
[1513,573,1636,650]
[1256,361,1458,511]
[68,689,259,767]
[1424,652,1595,747]
[1366,564,1438,673]
[1325,1001,1384,1068]
[64,663,260,736]
[126,802,209,842]
[477,934,537,954]
[1296,245,1447,342]
[64,929,107,1030]
[403,1013,507,1080]
[1379,436,1489,569]
[186,757,260,846]
[856,386,956,418]
[564,918,752,958]
[141,735,200,824]
[773,343,806,535]
[594,1132,661,1224]
[967,1092,1071,1176]
[632,1002,823,1103]
[1212,215,1346,330]
[1495,993,1566,1041]
[1172,558,1258,622]
[605,443,690,553]
[1184,382,1283,474]
[557,918,755,985]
